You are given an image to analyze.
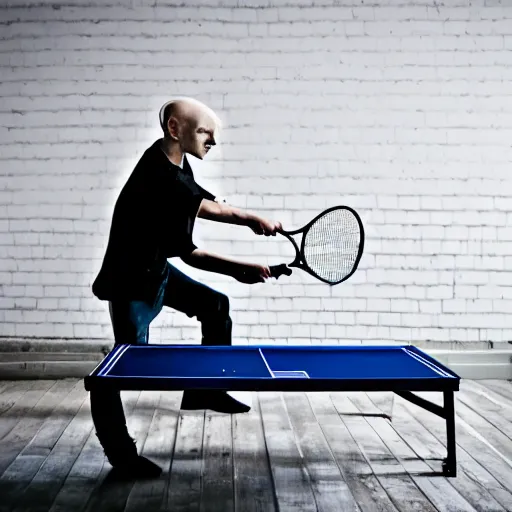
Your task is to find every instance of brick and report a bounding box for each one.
[426,286,453,300]
[355,312,379,325]
[391,299,419,313]
[269,325,290,338]
[378,313,401,326]
[310,325,326,338]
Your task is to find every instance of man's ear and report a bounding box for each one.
[167,116,180,141]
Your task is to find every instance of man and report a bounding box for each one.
[90,97,282,478]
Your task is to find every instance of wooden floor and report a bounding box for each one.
[0,380,512,512]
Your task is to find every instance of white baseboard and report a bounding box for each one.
[0,339,510,381]
[426,349,512,380]
[0,338,107,379]
[0,360,102,380]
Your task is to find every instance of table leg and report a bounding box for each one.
[396,389,457,477]
[443,390,457,477]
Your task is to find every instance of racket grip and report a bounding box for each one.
[269,264,292,279]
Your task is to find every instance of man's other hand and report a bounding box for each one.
[233,263,271,284]
[248,216,282,236]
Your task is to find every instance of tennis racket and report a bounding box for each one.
[268,205,364,285]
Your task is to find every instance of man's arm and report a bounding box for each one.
[197,199,281,235]
[197,198,250,225]
[181,248,270,284]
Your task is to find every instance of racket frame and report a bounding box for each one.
[277,205,365,285]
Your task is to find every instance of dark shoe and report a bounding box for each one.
[181,390,250,414]
[209,391,251,414]
[180,390,210,411]
[98,433,162,479]
[111,455,162,480]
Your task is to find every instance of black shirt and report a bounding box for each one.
[92,138,215,302]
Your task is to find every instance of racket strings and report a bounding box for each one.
[303,209,361,283]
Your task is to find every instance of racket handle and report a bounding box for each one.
[269,264,292,279]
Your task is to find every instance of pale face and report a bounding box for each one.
[181,115,217,160]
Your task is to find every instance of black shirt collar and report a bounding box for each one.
[151,138,191,173]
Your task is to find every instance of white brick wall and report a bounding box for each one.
[1,0,512,347]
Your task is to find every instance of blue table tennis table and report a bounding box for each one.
[84,344,460,476]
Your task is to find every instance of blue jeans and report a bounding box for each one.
[90,262,232,460]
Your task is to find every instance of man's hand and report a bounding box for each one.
[247,216,282,236]
[233,263,271,284]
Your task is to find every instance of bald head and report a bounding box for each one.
[159,97,220,161]
[159,97,221,136]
